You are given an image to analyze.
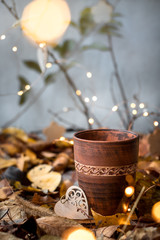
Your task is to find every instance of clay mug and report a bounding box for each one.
[73,129,139,216]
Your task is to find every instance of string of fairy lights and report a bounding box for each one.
[0,32,160,128]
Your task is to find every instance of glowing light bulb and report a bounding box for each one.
[154,121,159,127]
[76,90,81,96]
[59,136,65,141]
[128,208,131,212]
[63,107,69,112]
[130,103,136,108]
[132,109,137,115]
[125,186,135,198]
[0,34,6,40]
[143,111,149,117]
[46,62,52,68]
[139,103,145,109]
[88,118,94,125]
[17,90,24,96]
[92,96,97,102]
[112,105,118,112]
[86,72,92,78]
[25,85,31,90]
[12,46,18,52]
[62,227,96,240]
[69,140,74,145]
[151,201,160,223]
[84,97,90,103]
[39,42,46,48]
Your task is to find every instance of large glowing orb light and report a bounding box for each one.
[21,0,71,45]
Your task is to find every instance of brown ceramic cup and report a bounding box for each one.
[73,129,139,216]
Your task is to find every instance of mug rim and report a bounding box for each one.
[73,128,139,144]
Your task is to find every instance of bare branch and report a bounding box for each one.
[2,85,47,128]
[1,0,19,20]
[108,35,131,128]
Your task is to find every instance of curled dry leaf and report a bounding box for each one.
[52,153,70,172]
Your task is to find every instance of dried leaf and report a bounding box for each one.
[0,143,20,156]
[41,151,56,158]
[0,197,27,222]
[91,209,131,227]
[52,153,70,172]
[15,194,55,218]
[139,134,150,157]
[60,179,73,197]
[31,171,61,192]
[138,160,160,174]
[32,193,56,208]
[0,158,17,169]
[149,128,160,156]
[0,179,13,200]
[43,122,66,141]
[96,225,118,240]
[0,232,22,240]
[27,164,61,192]
[28,141,53,152]
[16,154,30,172]
[2,127,29,143]
[119,226,160,240]
[36,216,80,237]
[27,164,53,182]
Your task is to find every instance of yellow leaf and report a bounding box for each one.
[25,148,37,160]
[0,158,17,169]
[0,143,20,156]
[27,164,61,192]
[2,127,29,142]
[91,209,131,227]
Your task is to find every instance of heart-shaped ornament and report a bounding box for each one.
[54,186,89,219]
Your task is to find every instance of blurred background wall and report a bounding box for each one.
[0,0,160,136]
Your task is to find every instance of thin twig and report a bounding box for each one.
[108,35,131,128]
[118,186,146,239]
[48,51,102,129]
[128,111,160,131]
[1,0,19,20]
[48,109,84,130]
[110,73,127,127]
[2,85,47,128]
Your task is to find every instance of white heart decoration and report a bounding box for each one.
[54,186,89,219]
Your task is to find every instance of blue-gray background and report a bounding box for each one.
[0,0,160,135]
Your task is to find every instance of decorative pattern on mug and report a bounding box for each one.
[75,160,137,176]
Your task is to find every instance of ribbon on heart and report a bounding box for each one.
[54,186,89,219]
